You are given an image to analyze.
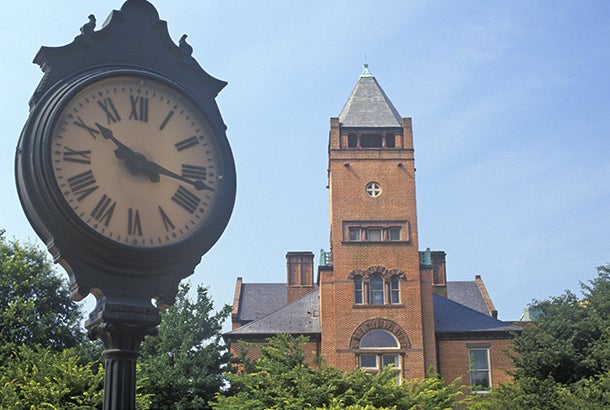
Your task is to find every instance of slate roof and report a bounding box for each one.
[235,283,287,322]
[226,280,518,337]
[338,65,403,128]
[446,281,491,315]
[433,294,521,335]
[227,290,320,335]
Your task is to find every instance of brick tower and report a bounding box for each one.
[320,65,436,378]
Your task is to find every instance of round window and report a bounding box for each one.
[366,182,382,198]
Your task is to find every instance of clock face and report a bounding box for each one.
[49,74,226,248]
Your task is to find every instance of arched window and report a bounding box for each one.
[354,276,364,304]
[349,267,404,306]
[369,275,384,305]
[390,276,400,304]
[358,329,401,377]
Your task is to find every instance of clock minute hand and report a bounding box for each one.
[143,160,215,192]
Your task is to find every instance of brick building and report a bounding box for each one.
[225,65,520,390]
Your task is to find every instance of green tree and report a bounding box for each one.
[138,282,232,410]
[470,264,610,410]
[0,235,84,357]
[510,264,610,384]
[213,333,463,409]
[0,345,104,409]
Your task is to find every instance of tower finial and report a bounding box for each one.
[360,63,373,78]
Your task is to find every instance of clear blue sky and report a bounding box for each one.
[1,1,608,324]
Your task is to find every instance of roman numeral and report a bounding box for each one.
[63,147,92,164]
[159,206,175,231]
[159,110,175,130]
[67,170,99,201]
[73,116,99,139]
[97,97,121,124]
[181,164,207,180]
[129,95,149,122]
[90,194,116,227]
[175,136,199,152]
[128,208,143,236]
[172,185,200,214]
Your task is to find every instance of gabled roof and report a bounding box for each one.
[226,290,320,336]
[433,294,520,336]
[338,65,403,128]
[235,283,287,323]
[446,281,492,316]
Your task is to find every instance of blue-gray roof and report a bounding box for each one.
[227,290,320,335]
[446,281,491,315]
[227,281,518,338]
[338,66,403,128]
[236,283,287,322]
[433,294,520,335]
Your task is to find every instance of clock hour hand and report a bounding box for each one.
[143,160,215,191]
[95,123,136,160]
[95,123,158,181]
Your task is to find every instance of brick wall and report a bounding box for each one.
[436,338,515,388]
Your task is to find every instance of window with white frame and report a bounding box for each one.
[354,276,364,304]
[390,276,400,304]
[357,330,401,379]
[365,182,382,197]
[368,275,385,305]
[343,221,410,243]
[469,348,491,392]
[366,227,383,241]
[349,227,362,241]
[350,267,405,306]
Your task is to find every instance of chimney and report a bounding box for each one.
[286,251,315,303]
[431,250,447,297]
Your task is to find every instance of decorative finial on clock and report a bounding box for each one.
[80,14,96,35]
[179,34,193,57]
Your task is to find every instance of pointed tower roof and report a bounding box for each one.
[338,64,403,127]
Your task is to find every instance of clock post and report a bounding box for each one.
[15,1,236,409]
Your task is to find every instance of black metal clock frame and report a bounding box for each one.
[15,1,236,408]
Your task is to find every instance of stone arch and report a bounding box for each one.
[347,266,406,282]
[349,318,411,350]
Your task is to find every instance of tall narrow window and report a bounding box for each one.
[390,276,400,304]
[385,134,396,148]
[354,276,364,304]
[369,275,384,305]
[348,133,358,148]
[469,349,491,392]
